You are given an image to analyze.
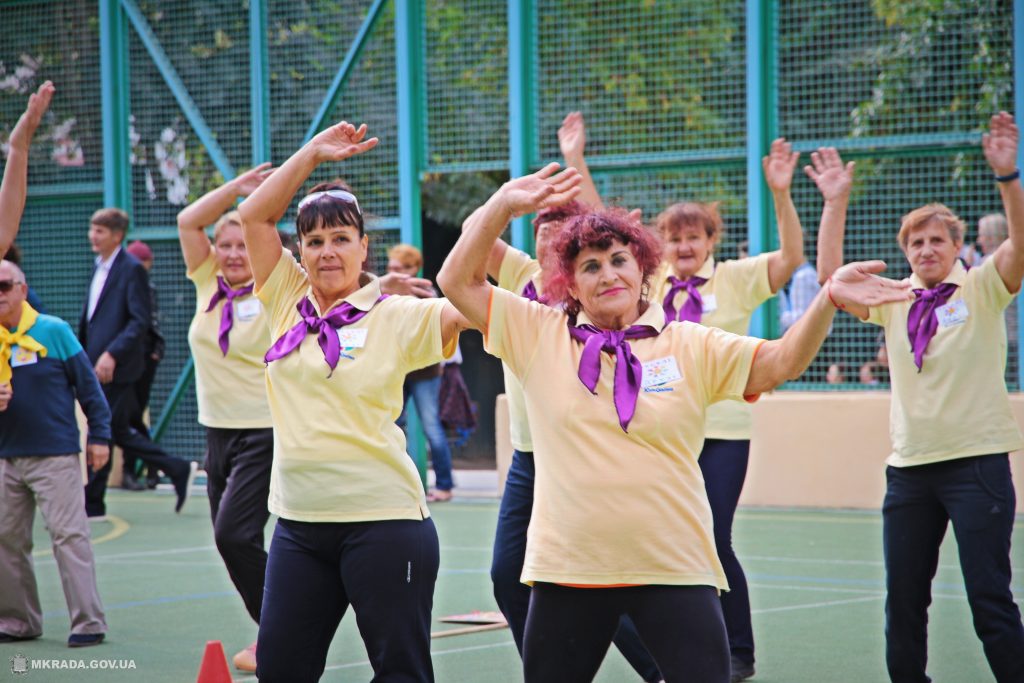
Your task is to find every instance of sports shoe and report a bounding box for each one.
[120,471,145,491]
[174,461,198,514]
[0,633,39,643]
[730,655,755,682]
[68,633,105,648]
[232,642,257,672]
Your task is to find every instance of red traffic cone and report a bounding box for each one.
[196,640,233,683]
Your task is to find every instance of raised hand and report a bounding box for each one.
[804,147,855,202]
[499,163,583,218]
[310,121,379,163]
[983,112,1019,177]
[829,260,913,309]
[558,111,587,160]
[762,138,800,193]
[8,80,55,153]
[231,162,275,197]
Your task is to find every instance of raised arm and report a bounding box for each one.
[177,162,273,271]
[762,138,804,292]
[804,147,856,283]
[745,260,913,394]
[438,163,582,329]
[0,81,54,258]
[985,112,1024,293]
[237,121,378,288]
[558,112,602,208]
[461,204,509,281]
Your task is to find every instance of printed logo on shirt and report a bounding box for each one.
[336,327,369,360]
[701,294,717,314]
[935,299,969,328]
[641,356,682,392]
[235,298,261,322]
[10,347,38,368]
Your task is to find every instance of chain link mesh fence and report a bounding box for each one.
[1,0,1019,460]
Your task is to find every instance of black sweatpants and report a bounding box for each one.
[523,583,730,683]
[205,426,273,624]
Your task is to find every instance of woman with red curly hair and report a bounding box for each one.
[439,163,911,683]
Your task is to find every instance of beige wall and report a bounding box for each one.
[495,392,1024,512]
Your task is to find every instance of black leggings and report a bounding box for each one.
[523,583,729,683]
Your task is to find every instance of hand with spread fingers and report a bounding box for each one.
[498,163,583,219]
[761,137,800,193]
[804,147,856,204]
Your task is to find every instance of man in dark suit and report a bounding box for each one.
[79,208,196,518]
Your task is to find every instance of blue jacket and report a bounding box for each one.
[0,313,111,457]
[78,248,151,384]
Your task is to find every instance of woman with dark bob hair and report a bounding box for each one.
[236,121,470,683]
[438,163,912,683]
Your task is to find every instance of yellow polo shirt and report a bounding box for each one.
[652,254,773,440]
[256,251,455,522]
[866,258,1023,467]
[187,247,273,429]
[486,286,761,587]
[496,247,543,452]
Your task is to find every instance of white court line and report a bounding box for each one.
[745,554,1023,573]
[34,544,218,566]
[231,639,517,681]
[753,594,883,614]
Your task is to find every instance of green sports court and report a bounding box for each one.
[7,488,1021,682]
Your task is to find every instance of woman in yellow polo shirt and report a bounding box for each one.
[176,164,276,673]
[438,163,910,683]
[236,120,468,683]
[818,112,1024,683]
[651,138,805,681]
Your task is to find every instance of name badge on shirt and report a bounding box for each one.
[235,298,261,322]
[641,356,682,391]
[10,347,38,367]
[935,299,969,328]
[336,327,369,349]
[702,294,718,313]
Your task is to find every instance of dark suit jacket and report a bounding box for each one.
[78,248,152,384]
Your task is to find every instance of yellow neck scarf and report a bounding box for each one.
[0,302,48,384]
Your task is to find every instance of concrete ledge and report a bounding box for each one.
[495,392,1024,512]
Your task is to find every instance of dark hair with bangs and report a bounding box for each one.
[296,179,365,239]
[532,200,587,236]
[542,208,663,317]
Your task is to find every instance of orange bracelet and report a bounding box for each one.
[826,277,846,310]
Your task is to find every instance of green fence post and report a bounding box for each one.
[746,0,777,339]
[396,0,428,488]
[249,0,271,167]
[508,0,536,255]
[100,0,132,212]
[1015,0,1023,389]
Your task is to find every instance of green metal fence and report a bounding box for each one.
[1,0,1019,461]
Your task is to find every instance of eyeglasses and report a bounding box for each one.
[0,279,24,293]
[297,189,362,216]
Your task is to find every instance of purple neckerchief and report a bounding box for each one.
[521,281,540,302]
[906,282,959,371]
[205,276,255,356]
[568,319,661,432]
[662,275,708,323]
[264,295,387,375]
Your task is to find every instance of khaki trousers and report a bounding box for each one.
[0,455,107,637]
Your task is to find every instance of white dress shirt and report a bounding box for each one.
[87,246,121,320]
